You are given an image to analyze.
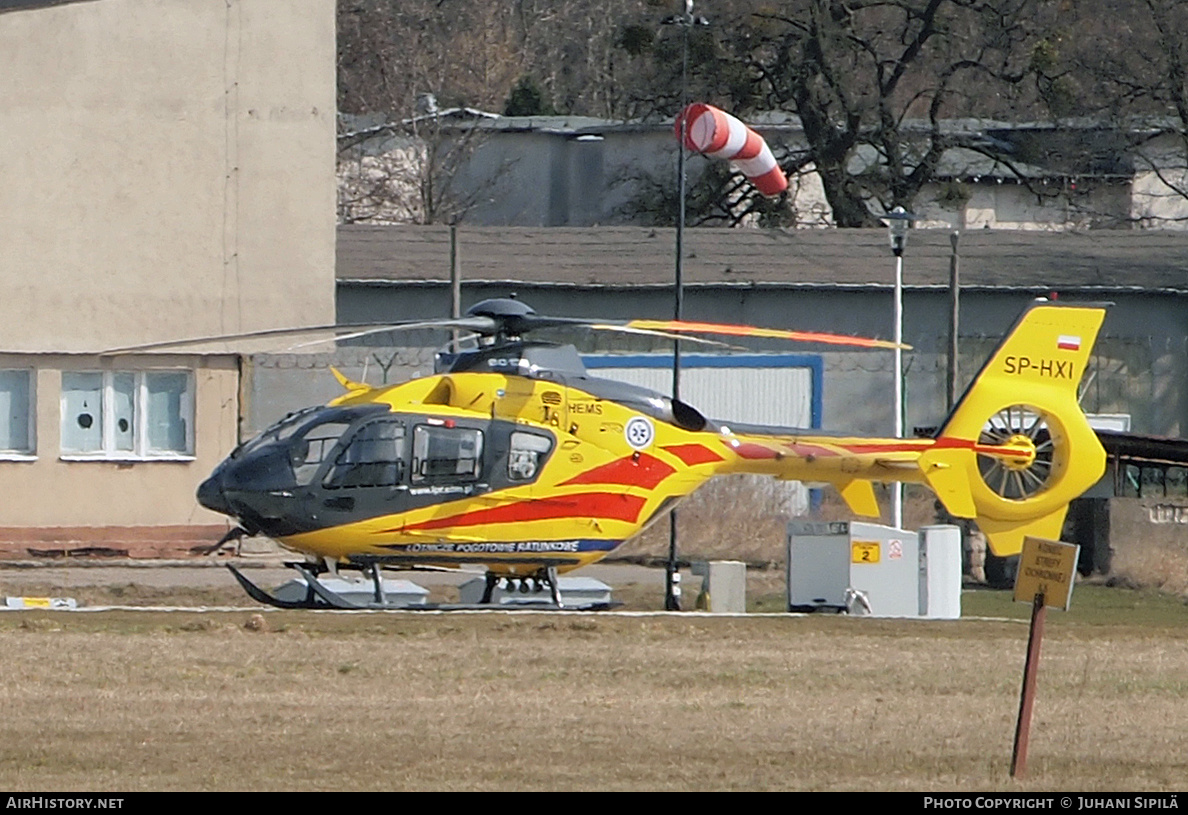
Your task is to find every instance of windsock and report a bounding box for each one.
[676,103,788,197]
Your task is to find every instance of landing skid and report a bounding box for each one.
[226,562,614,611]
[226,562,354,609]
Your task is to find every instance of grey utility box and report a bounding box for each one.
[786,521,961,618]
[691,560,747,613]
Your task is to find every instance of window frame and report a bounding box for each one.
[507,430,553,482]
[59,369,195,461]
[322,417,407,490]
[411,423,484,484]
[0,368,36,460]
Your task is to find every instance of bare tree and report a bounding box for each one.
[337,1,1187,229]
[338,1,524,115]
[594,1,1067,226]
[338,105,513,225]
[1042,0,1188,226]
[338,0,667,119]
[702,0,1058,225]
[615,153,831,228]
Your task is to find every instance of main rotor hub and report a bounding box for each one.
[466,298,536,320]
[464,298,537,340]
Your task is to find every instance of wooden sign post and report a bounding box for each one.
[1009,536,1080,780]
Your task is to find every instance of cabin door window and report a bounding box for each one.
[412,424,483,482]
[507,431,552,482]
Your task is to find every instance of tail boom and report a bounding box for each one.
[721,301,1108,557]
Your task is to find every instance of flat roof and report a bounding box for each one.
[338,225,1188,293]
[1099,431,1188,467]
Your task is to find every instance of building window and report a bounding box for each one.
[61,371,193,458]
[0,369,34,456]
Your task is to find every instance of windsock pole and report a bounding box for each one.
[665,11,693,613]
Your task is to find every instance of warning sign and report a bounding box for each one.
[1013,537,1080,611]
[851,540,880,564]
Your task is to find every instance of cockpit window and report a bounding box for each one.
[508,431,552,481]
[412,424,483,482]
[235,406,322,458]
[235,404,390,460]
[290,421,351,485]
[323,419,406,489]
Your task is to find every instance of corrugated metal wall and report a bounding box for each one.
[585,353,822,515]
[583,353,819,429]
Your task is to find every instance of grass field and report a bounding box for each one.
[1,575,1185,792]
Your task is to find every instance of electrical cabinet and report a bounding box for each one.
[786,521,961,618]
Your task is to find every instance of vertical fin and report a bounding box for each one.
[924,300,1108,557]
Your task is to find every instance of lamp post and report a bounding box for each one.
[883,206,912,530]
[662,1,708,612]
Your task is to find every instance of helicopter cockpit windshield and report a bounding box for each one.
[234,404,390,460]
[232,406,321,459]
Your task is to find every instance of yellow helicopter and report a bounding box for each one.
[185,296,1106,609]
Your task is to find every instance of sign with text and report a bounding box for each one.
[851,540,880,564]
[1013,536,1080,610]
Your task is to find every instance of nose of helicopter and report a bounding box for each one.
[196,471,231,516]
[194,445,310,538]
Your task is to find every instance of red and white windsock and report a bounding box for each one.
[676,102,788,197]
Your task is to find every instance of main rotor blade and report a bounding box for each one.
[100,309,904,356]
[619,319,909,350]
[284,319,496,350]
[555,322,736,349]
[101,316,497,355]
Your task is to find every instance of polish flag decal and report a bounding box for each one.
[1057,335,1081,351]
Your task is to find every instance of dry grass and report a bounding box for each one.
[620,475,942,566]
[2,485,1187,791]
[616,475,796,565]
[0,610,1186,792]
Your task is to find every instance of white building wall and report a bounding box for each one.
[0,0,336,352]
[0,0,336,546]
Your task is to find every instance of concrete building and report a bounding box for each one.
[0,0,336,557]
[338,113,1188,232]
